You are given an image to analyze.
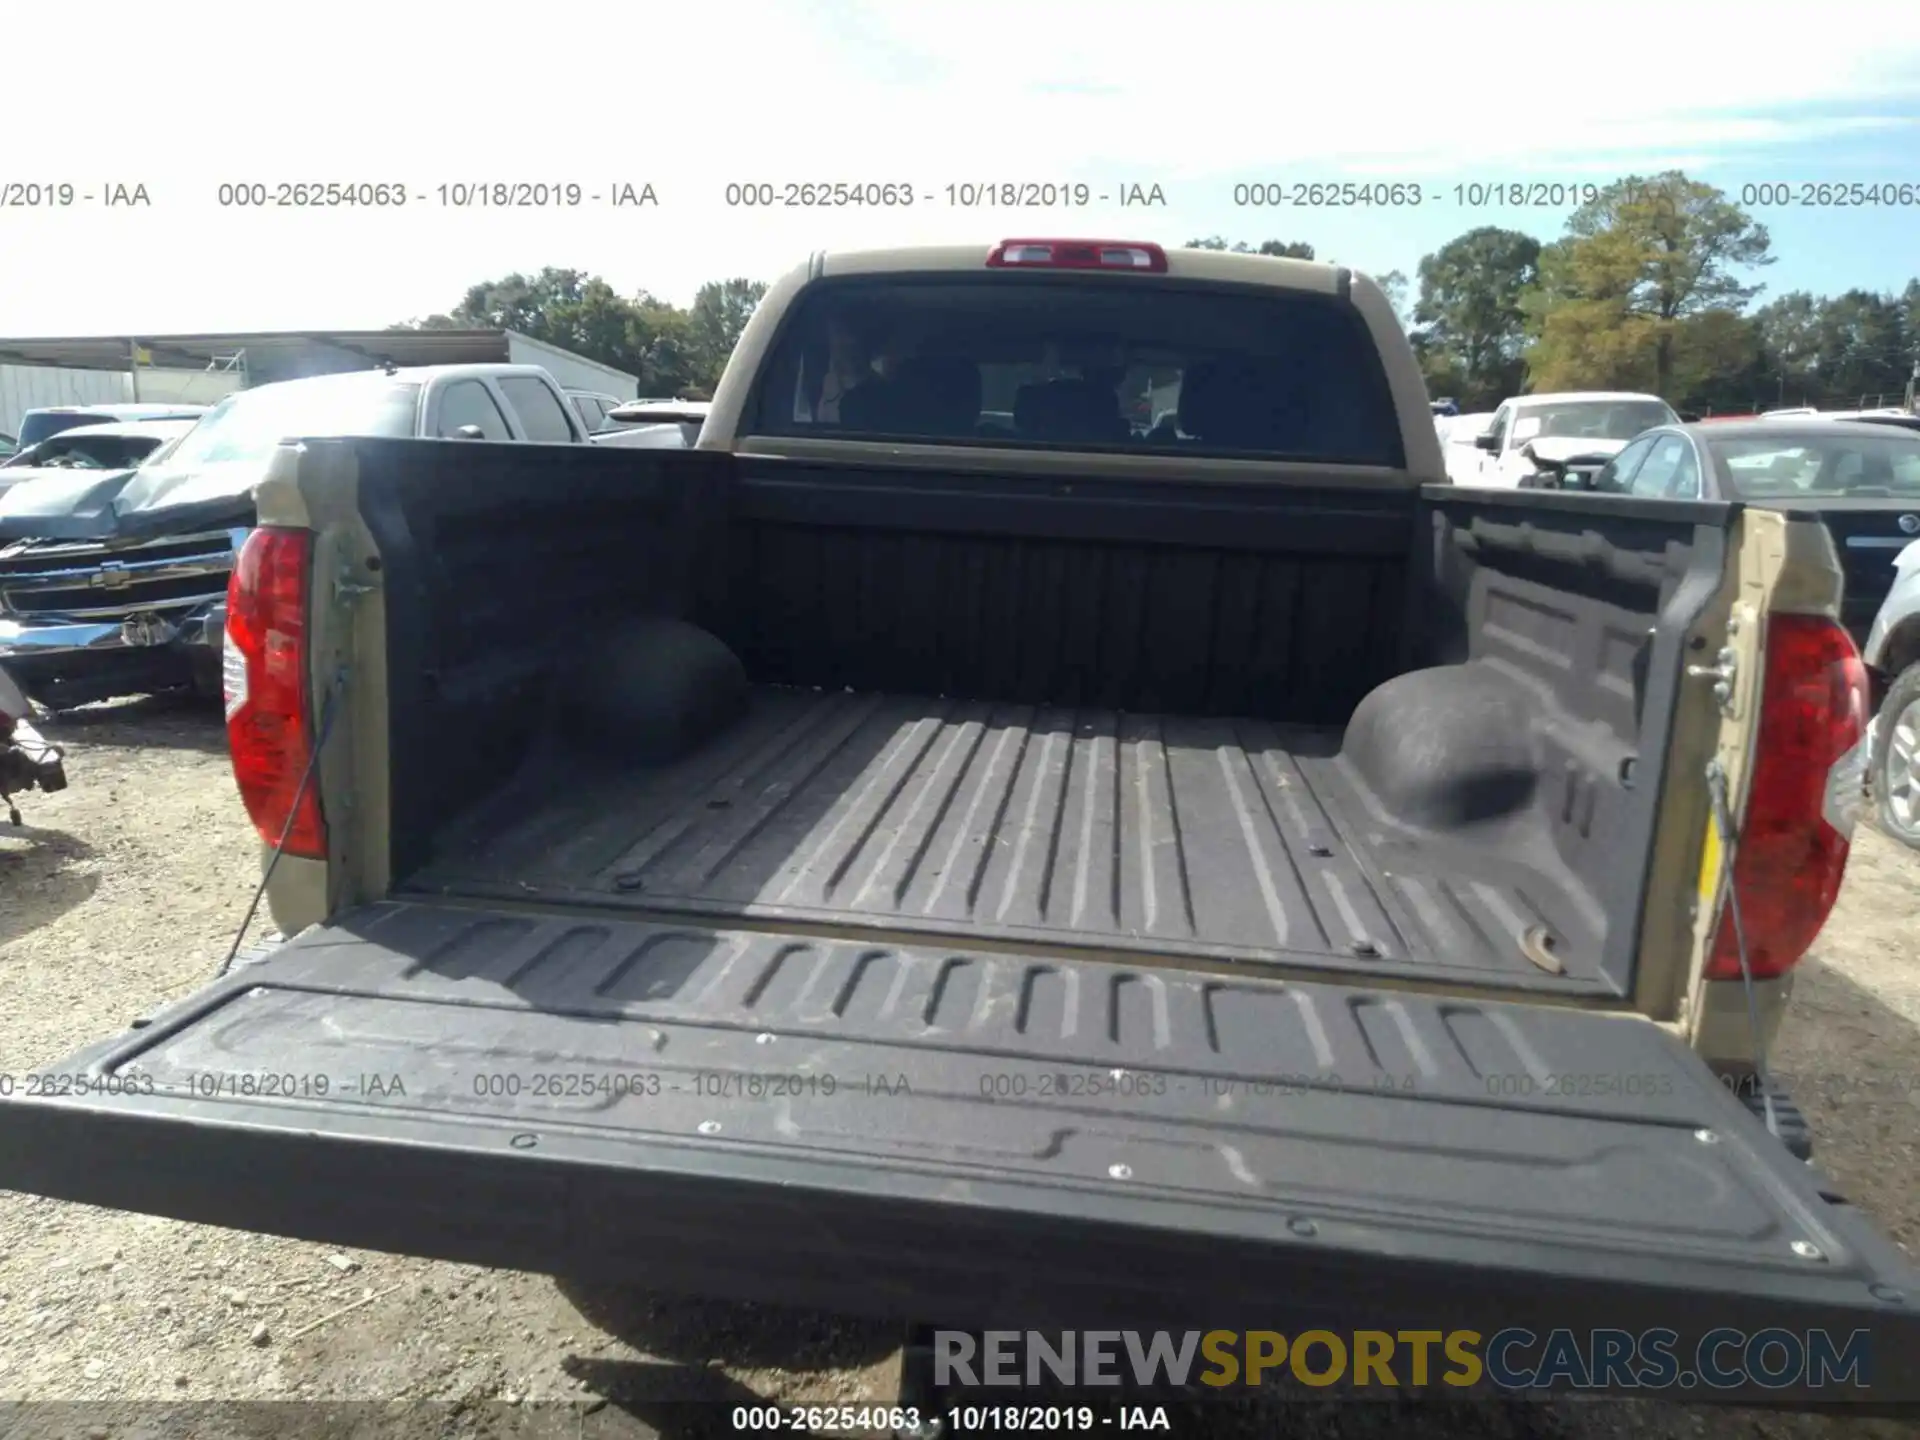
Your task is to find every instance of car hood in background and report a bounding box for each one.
[1522,436,1630,465]
[0,460,258,541]
[0,463,136,496]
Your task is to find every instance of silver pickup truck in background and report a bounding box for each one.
[0,362,586,709]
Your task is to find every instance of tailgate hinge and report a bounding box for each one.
[1687,647,1738,710]
[1687,607,1742,716]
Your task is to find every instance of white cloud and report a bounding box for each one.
[1,0,1915,332]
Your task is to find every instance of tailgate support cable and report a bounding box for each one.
[1705,758,1782,1143]
[216,668,347,980]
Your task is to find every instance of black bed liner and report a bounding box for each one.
[410,686,1611,995]
[2,900,1915,1403]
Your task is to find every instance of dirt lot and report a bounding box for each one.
[2,696,1916,1439]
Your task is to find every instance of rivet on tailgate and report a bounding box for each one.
[756,1033,776,1045]
[1289,1217,1318,1237]
[699,1120,723,1135]
[510,1134,538,1150]
[1869,1284,1905,1303]
[1694,1129,1719,1144]
[1790,1240,1826,1261]
[1108,1164,1132,1180]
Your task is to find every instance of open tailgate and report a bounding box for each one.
[2,900,1916,1402]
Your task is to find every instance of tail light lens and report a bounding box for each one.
[225,527,325,858]
[1704,614,1867,981]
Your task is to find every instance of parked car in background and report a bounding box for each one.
[565,389,627,433]
[1440,410,1495,484]
[589,399,711,448]
[593,396,690,429]
[0,364,586,709]
[0,420,200,495]
[1860,537,1920,851]
[1586,419,1920,646]
[0,433,16,460]
[12,403,207,452]
[1469,391,1679,488]
[1797,410,1920,434]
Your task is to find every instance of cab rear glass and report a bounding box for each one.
[748,277,1406,467]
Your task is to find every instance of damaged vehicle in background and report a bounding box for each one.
[0,363,585,710]
[11,402,208,452]
[1470,391,1679,489]
[0,419,201,496]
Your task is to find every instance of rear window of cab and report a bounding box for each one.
[749,275,1406,468]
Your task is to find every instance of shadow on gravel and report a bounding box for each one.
[555,1282,899,1372]
[553,1285,900,1437]
[42,690,227,754]
[0,825,97,948]
[557,1356,797,1439]
[1767,954,1920,1255]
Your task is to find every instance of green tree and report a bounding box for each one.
[442,268,640,370]
[630,294,704,397]
[1523,172,1772,397]
[687,278,770,388]
[1411,227,1540,408]
[1669,310,1771,415]
[1814,289,1912,404]
[389,268,719,397]
[1376,268,1409,325]
[1751,291,1823,406]
[1184,237,1316,259]
[1753,285,1920,408]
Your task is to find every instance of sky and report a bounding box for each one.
[3,0,1918,338]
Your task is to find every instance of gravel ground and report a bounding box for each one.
[1,695,1916,1439]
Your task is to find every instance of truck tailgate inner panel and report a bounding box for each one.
[1,900,1913,1364]
[410,686,1611,995]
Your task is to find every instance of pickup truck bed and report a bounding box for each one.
[413,684,1606,992]
[361,445,1714,1008]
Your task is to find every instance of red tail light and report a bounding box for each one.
[224,527,325,858]
[986,239,1168,272]
[1704,614,1867,981]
